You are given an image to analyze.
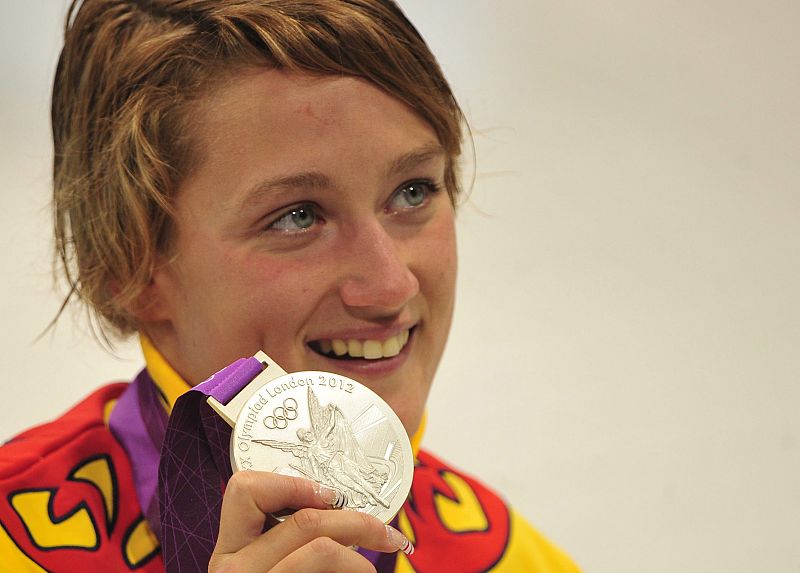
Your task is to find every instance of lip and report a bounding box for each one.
[306,325,416,378]
[307,322,416,343]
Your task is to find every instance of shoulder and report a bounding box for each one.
[0,383,162,572]
[395,449,581,573]
[0,384,125,479]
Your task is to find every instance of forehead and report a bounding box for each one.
[178,68,443,210]
[192,68,436,153]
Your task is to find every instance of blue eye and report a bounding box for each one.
[268,203,318,232]
[388,180,440,211]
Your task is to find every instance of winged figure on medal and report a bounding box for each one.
[252,387,391,509]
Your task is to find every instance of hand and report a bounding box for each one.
[209,471,412,573]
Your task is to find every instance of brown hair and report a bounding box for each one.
[52,0,465,337]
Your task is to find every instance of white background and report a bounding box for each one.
[2,1,799,571]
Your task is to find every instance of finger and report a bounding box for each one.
[232,507,411,570]
[270,537,377,573]
[215,471,337,554]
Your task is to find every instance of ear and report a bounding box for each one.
[118,259,176,327]
[129,277,172,324]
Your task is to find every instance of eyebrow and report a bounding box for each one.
[234,142,446,212]
[235,172,330,213]
[385,143,446,178]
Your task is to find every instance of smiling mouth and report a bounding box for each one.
[309,328,414,360]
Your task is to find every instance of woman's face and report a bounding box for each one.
[146,69,457,435]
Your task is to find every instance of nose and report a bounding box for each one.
[338,221,419,314]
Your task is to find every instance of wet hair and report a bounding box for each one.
[52,0,464,337]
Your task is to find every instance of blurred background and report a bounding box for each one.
[2,1,798,571]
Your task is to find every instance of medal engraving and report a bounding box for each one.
[231,371,413,523]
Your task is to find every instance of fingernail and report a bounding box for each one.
[314,484,339,506]
[314,483,344,509]
[386,525,414,555]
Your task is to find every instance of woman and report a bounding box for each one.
[0,1,579,571]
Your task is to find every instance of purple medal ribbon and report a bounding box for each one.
[108,368,168,540]
[158,357,265,572]
[110,357,397,572]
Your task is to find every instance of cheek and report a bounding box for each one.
[232,259,308,311]
[251,250,334,296]
[421,211,458,298]
[223,252,333,332]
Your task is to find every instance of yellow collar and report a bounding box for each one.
[139,334,425,456]
[141,335,190,411]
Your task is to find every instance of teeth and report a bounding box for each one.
[382,336,401,357]
[363,340,382,359]
[331,339,348,356]
[347,339,363,357]
[316,329,411,360]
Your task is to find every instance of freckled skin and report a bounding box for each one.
[142,69,457,436]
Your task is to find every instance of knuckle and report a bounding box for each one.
[292,507,323,534]
[307,536,341,559]
[208,556,238,573]
[285,474,307,499]
[355,510,374,529]
[356,510,383,535]
[225,471,255,496]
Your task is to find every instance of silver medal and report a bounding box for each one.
[224,366,413,524]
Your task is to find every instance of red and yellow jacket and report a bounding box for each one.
[0,345,579,572]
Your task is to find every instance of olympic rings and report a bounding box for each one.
[263,398,299,430]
